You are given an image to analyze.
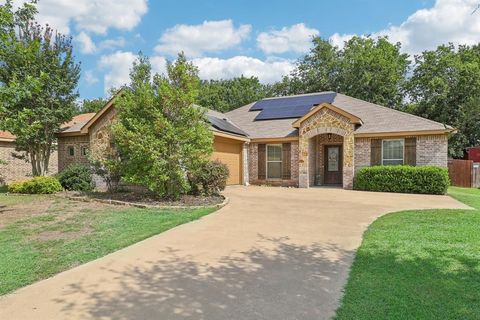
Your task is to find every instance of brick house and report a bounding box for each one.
[1,91,454,189]
[55,91,453,189]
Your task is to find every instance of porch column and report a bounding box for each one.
[343,132,355,189]
[298,136,309,188]
[242,142,250,185]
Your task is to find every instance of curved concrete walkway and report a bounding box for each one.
[0,187,468,320]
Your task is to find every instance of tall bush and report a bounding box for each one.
[189,160,229,196]
[57,164,94,191]
[112,53,213,199]
[353,165,450,195]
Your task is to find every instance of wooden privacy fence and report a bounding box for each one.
[448,159,480,188]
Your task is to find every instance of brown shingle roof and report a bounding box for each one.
[226,92,452,139]
[1,113,97,140]
[0,130,15,141]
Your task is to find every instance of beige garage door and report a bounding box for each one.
[212,136,243,185]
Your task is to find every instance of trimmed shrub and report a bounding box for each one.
[189,160,230,196]
[8,176,63,194]
[57,164,95,192]
[353,165,450,195]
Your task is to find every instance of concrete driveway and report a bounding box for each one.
[0,186,468,320]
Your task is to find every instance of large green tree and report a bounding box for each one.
[406,44,480,157]
[0,0,80,176]
[273,36,410,108]
[197,76,271,112]
[112,53,213,199]
[78,98,107,114]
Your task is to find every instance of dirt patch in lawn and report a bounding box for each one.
[0,198,54,229]
[0,195,114,230]
[64,191,225,207]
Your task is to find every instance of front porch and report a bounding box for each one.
[295,104,360,189]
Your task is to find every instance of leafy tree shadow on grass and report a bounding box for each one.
[53,236,353,320]
[335,245,480,319]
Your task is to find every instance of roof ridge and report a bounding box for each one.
[335,93,450,128]
[260,91,336,101]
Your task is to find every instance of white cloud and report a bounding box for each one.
[99,51,137,93]
[84,70,99,86]
[192,56,294,83]
[155,20,252,57]
[150,56,168,76]
[257,23,319,54]
[3,0,148,35]
[329,33,355,50]
[75,32,96,54]
[99,37,127,51]
[330,0,480,54]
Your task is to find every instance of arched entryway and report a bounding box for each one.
[295,105,358,189]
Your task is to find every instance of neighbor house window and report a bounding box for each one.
[81,146,88,156]
[382,139,404,165]
[68,146,75,156]
[267,144,282,179]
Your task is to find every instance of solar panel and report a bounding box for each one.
[250,92,336,111]
[250,92,337,120]
[254,105,314,121]
[207,115,247,136]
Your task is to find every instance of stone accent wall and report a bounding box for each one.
[299,108,355,189]
[248,141,299,187]
[89,107,117,162]
[0,141,58,184]
[354,137,371,173]
[57,135,90,172]
[416,134,448,167]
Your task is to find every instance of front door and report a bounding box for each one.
[324,145,342,185]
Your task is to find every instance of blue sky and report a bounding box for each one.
[15,0,480,100]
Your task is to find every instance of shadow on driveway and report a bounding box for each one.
[54,236,352,320]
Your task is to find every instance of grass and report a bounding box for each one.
[0,194,215,296]
[335,187,480,320]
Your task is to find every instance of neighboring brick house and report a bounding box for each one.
[0,133,59,184]
[0,114,95,184]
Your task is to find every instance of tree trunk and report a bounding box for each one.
[29,144,51,176]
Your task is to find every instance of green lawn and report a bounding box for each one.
[335,187,480,319]
[0,194,215,295]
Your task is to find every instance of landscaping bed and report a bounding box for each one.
[60,190,226,208]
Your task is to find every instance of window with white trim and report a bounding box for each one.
[266,144,282,179]
[382,139,404,165]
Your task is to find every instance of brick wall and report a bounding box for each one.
[248,141,299,187]
[416,135,448,167]
[354,137,371,173]
[57,135,90,172]
[353,134,448,172]
[0,141,58,184]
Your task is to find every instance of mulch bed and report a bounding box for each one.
[61,190,225,208]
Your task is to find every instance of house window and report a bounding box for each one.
[266,144,282,179]
[68,146,75,156]
[382,139,404,165]
[81,146,88,156]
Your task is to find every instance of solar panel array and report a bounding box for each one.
[207,115,247,136]
[251,92,337,121]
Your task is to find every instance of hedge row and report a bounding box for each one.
[8,176,63,194]
[353,165,450,195]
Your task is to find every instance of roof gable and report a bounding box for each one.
[292,103,363,128]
